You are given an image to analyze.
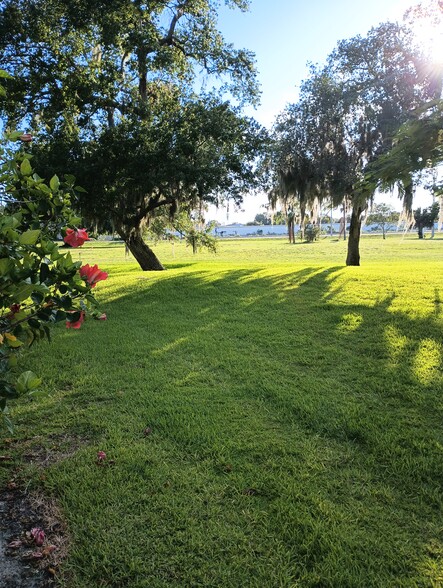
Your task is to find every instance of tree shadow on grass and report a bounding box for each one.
[15,264,443,587]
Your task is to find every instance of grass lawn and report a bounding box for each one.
[3,234,443,587]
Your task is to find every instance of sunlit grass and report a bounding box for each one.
[3,234,443,587]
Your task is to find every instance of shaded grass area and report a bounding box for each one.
[4,237,443,587]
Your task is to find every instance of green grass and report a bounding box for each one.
[4,234,443,587]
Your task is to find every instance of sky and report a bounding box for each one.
[206,0,432,224]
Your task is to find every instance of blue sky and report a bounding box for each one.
[207,0,427,223]
[217,0,407,126]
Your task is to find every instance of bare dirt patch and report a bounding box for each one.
[1,433,85,587]
[0,486,56,587]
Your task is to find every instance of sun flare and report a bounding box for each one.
[413,22,443,64]
[408,2,443,65]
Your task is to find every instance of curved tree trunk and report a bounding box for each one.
[346,204,363,266]
[120,228,165,270]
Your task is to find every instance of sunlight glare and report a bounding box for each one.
[410,8,443,65]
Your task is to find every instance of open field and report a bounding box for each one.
[3,234,443,587]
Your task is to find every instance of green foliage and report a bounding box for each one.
[146,210,217,255]
[272,210,286,225]
[300,222,320,242]
[413,202,439,238]
[367,203,399,238]
[0,1,266,270]
[369,99,443,194]
[0,0,259,127]
[0,132,107,431]
[269,21,437,264]
[252,213,271,225]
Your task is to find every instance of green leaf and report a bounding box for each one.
[38,183,52,194]
[50,175,60,191]
[5,334,23,348]
[50,249,63,261]
[20,158,33,176]
[19,229,41,245]
[0,380,18,399]
[11,311,27,322]
[43,325,51,342]
[28,318,41,329]
[10,215,21,229]
[0,258,14,276]
[36,308,52,321]
[74,185,88,193]
[31,291,45,305]
[8,130,25,140]
[53,310,67,322]
[5,228,19,241]
[16,371,42,394]
[66,310,81,322]
[2,414,14,433]
[8,355,18,368]
[40,262,50,282]
[15,283,35,302]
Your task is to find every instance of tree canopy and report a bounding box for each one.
[268,19,438,264]
[0,0,265,269]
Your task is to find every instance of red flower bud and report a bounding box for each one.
[80,264,108,288]
[63,228,89,248]
[65,311,85,329]
[30,527,45,546]
[19,133,32,143]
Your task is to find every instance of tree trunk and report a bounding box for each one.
[346,205,363,266]
[300,203,306,242]
[122,229,165,270]
[288,218,294,243]
[438,194,443,232]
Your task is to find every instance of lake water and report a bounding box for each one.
[210,223,414,237]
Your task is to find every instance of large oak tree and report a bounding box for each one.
[0,0,265,269]
[269,21,437,265]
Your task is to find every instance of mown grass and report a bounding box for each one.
[4,234,443,587]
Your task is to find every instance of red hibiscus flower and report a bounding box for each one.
[80,264,108,288]
[66,311,85,329]
[63,228,89,248]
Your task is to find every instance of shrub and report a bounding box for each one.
[0,131,107,431]
[301,223,320,242]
